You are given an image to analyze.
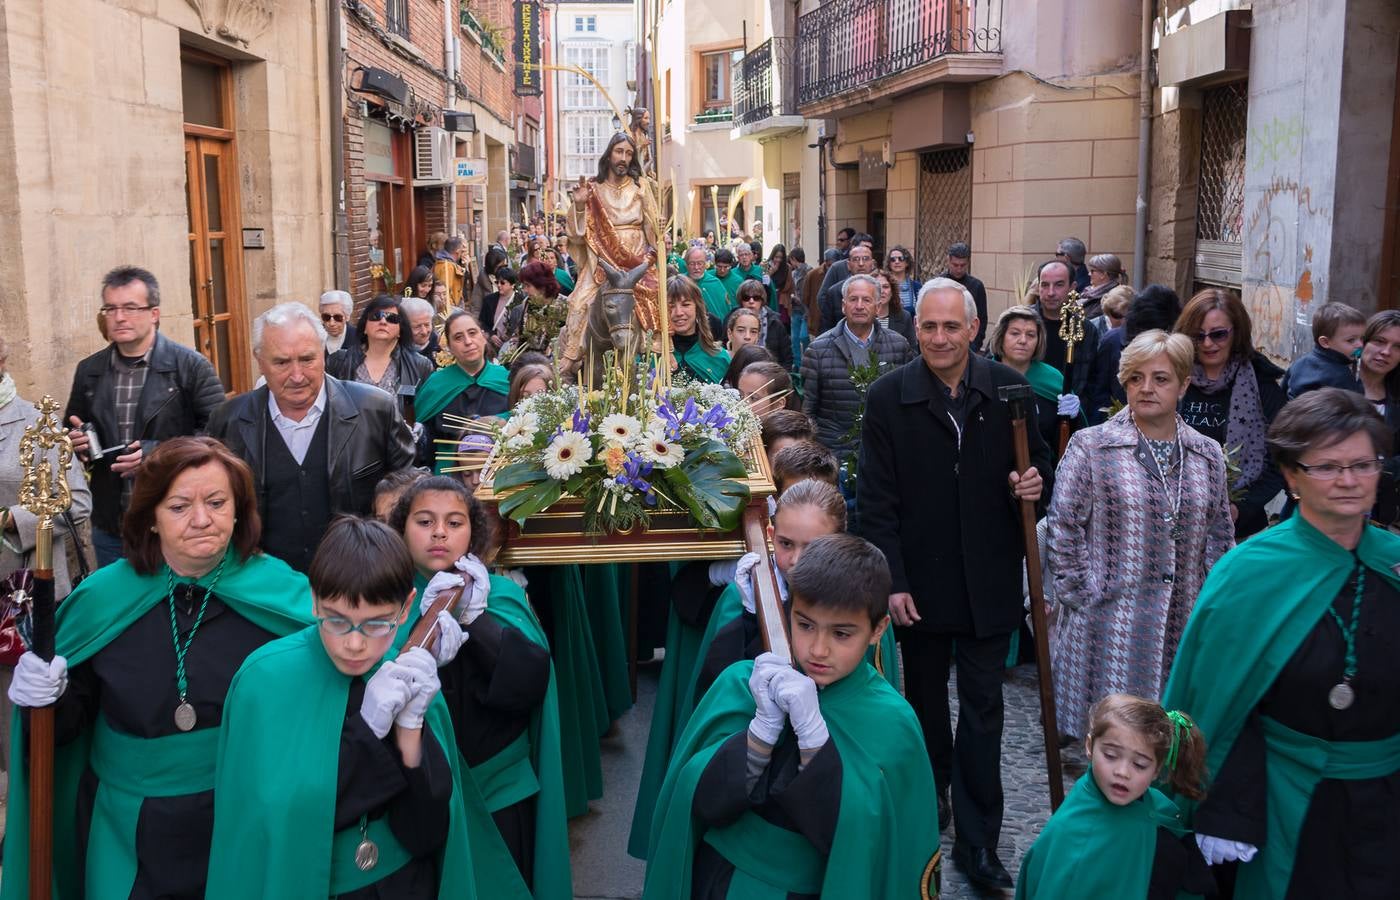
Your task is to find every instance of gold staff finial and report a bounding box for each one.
[1058,288,1085,364]
[19,397,73,522]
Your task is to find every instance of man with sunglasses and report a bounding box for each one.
[319,290,357,356]
[64,266,225,565]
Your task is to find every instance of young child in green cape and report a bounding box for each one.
[643,534,941,900]
[392,475,574,900]
[1015,694,1215,899]
[207,516,477,899]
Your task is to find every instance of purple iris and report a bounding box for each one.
[655,402,684,441]
[617,453,657,506]
[570,408,591,434]
[701,403,732,431]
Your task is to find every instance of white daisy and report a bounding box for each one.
[500,412,539,449]
[543,430,592,480]
[643,429,685,469]
[599,413,643,446]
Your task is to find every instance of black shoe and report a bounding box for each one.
[952,842,1013,892]
[936,789,951,833]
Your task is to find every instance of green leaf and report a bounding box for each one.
[492,460,551,492]
[497,478,564,526]
[669,440,750,531]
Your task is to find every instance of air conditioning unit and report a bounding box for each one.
[413,127,454,185]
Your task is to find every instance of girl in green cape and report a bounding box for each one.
[392,475,574,900]
[1161,389,1400,898]
[669,276,732,384]
[1015,694,1214,899]
[1,437,315,900]
[415,310,511,473]
[207,517,481,900]
[642,534,940,899]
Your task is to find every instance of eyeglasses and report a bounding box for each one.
[321,313,345,323]
[887,255,906,262]
[1295,458,1385,480]
[367,310,402,324]
[100,305,154,317]
[1194,327,1233,345]
[316,615,400,638]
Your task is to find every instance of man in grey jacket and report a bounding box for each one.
[800,274,913,459]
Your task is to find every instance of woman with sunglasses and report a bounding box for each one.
[327,294,433,416]
[1358,310,1400,528]
[1174,288,1287,539]
[884,245,921,316]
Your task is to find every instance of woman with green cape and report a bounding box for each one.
[2,438,315,899]
[391,475,573,899]
[415,310,511,473]
[668,276,731,384]
[1162,389,1400,898]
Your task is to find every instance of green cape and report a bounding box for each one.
[415,361,511,471]
[696,271,735,322]
[674,341,731,384]
[642,660,940,899]
[554,267,576,293]
[0,552,314,900]
[538,565,606,817]
[717,269,745,308]
[206,627,487,899]
[584,563,634,722]
[1014,773,1190,900]
[410,572,575,899]
[1161,512,1400,898]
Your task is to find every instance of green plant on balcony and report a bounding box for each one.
[460,1,507,64]
[694,108,733,125]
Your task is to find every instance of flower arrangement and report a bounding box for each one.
[486,360,762,535]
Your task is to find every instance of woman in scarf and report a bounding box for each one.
[1163,388,1400,898]
[2,437,311,899]
[1048,330,1235,740]
[1079,253,1125,320]
[1174,288,1288,538]
[1359,310,1400,528]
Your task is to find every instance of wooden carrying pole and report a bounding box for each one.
[19,397,74,900]
[741,506,791,663]
[997,384,1065,810]
[405,585,467,652]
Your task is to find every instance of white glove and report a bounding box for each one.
[452,554,492,625]
[707,558,738,588]
[733,552,761,614]
[770,666,828,750]
[421,570,466,616]
[747,651,789,746]
[424,610,466,667]
[393,647,441,731]
[360,659,415,739]
[1195,834,1259,865]
[411,421,426,443]
[8,652,69,708]
[1056,393,1082,418]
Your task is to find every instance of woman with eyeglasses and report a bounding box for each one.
[1162,388,1400,899]
[884,245,921,316]
[326,294,433,414]
[1357,310,1400,528]
[1047,330,1234,741]
[1174,288,1288,539]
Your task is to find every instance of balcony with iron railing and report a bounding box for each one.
[732,37,805,141]
[796,0,1003,116]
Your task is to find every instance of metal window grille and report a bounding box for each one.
[385,0,409,38]
[1195,81,1248,285]
[915,149,971,279]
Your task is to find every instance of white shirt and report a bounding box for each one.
[268,382,328,465]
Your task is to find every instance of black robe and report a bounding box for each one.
[332,680,453,899]
[437,612,552,885]
[414,385,510,468]
[1194,568,1400,898]
[50,590,277,899]
[690,732,843,900]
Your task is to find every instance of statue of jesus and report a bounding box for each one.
[558,132,660,375]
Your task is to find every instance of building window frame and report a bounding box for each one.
[564,112,611,179]
[574,15,597,32]
[562,42,611,110]
[385,0,409,39]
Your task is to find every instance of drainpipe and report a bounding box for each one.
[444,0,458,233]
[329,0,350,290]
[1133,0,1153,289]
[813,135,829,258]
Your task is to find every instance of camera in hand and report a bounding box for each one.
[81,421,126,462]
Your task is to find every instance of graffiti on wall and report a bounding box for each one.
[1248,115,1304,172]
[1242,174,1330,358]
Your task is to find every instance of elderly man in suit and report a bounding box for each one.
[205,302,415,572]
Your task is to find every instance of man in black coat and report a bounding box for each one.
[939,242,988,352]
[65,266,226,565]
[857,277,1050,892]
[205,303,415,572]
[1033,259,1100,426]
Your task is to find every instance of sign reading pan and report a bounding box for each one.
[513,1,542,97]
[456,158,489,185]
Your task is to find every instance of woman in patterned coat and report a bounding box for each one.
[1046,330,1235,739]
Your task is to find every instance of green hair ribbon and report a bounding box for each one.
[1165,709,1193,771]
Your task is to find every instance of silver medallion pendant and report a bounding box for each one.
[174,701,197,732]
[1328,682,1355,710]
[354,838,379,872]
[1170,524,1185,542]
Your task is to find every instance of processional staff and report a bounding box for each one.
[1056,289,1085,457]
[997,384,1065,810]
[18,396,75,900]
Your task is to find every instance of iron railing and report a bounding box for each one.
[735,37,798,126]
[797,0,1003,107]
[512,142,538,180]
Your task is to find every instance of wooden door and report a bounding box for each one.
[184,137,247,391]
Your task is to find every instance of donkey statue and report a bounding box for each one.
[581,255,653,388]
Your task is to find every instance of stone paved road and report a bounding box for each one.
[569,659,1084,899]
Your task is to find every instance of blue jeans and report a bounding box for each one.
[790,312,809,371]
[92,527,123,568]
